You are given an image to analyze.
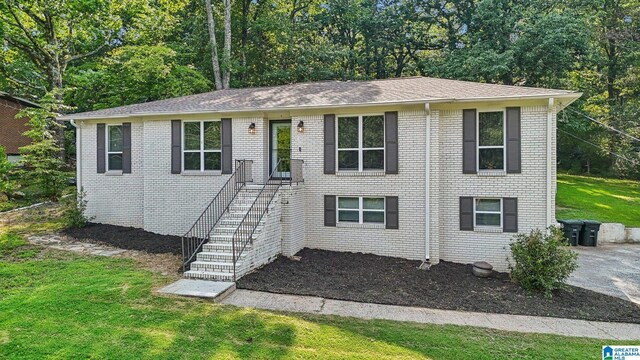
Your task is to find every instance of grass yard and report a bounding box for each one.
[557,174,640,227]
[0,206,625,359]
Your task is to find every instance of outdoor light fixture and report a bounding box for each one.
[248,122,256,134]
[297,120,304,133]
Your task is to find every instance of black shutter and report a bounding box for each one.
[503,198,518,232]
[122,122,131,174]
[463,109,477,174]
[324,195,336,226]
[171,120,181,174]
[385,196,399,229]
[221,118,232,174]
[506,107,521,173]
[385,111,398,174]
[324,114,336,174]
[460,197,474,231]
[97,123,105,173]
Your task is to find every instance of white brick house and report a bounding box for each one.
[59,77,580,279]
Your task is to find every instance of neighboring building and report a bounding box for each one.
[0,91,39,162]
[59,77,581,281]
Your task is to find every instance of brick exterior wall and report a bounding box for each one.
[78,102,556,272]
[0,98,31,155]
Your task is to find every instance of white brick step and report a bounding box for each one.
[196,251,243,261]
[212,224,264,234]
[209,234,259,243]
[202,243,252,253]
[184,270,234,281]
[190,261,236,272]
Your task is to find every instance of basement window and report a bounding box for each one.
[474,198,502,228]
[337,197,385,224]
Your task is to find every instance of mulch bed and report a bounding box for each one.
[63,223,182,255]
[237,248,640,324]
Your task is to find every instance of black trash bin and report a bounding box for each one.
[580,220,602,247]
[558,220,584,246]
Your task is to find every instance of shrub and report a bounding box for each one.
[0,146,18,199]
[63,188,93,229]
[509,227,578,297]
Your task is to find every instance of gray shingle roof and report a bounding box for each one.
[59,76,580,120]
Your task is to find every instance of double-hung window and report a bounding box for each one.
[107,124,123,171]
[337,197,385,224]
[477,111,505,171]
[183,121,221,171]
[474,198,502,227]
[337,115,384,171]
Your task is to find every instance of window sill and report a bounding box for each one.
[474,226,503,233]
[181,170,222,176]
[477,170,506,177]
[336,170,385,177]
[105,170,123,176]
[337,222,385,229]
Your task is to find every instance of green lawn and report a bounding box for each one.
[0,230,622,359]
[557,174,640,227]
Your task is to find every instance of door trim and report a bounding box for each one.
[269,120,292,179]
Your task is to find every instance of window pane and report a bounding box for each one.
[363,150,384,170]
[184,152,200,170]
[338,210,359,222]
[363,211,384,223]
[184,122,201,150]
[108,154,122,171]
[476,213,501,226]
[363,198,384,210]
[338,197,359,209]
[479,148,504,170]
[479,112,504,146]
[338,117,358,148]
[204,152,221,170]
[476,199,501,212]
[203,121,221,150]
[338,150,358,170]
[362,115,384,148]
[108,126,123,152]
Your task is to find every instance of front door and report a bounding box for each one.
[270,120,291,179]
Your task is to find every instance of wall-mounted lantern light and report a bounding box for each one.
[297,120,304,133]
[248,122,256,134]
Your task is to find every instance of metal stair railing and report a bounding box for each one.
[181,160,252,272]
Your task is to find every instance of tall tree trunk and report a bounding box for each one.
[222,0,232,89]
[206,0,223,90]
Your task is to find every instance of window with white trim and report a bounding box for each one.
[478,111,505,170]
[183,120,221,171]
[107,124,123,171]
[337,115,384,171]
[337,197,385,224]
[474,198,502,227]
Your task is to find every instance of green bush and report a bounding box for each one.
[63,188,93,229]
[0,145,18,199]
[509,227,578,297]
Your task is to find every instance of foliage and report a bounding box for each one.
[557,173,640,227]
[16,91,70,201]
[509,227,578,297]
[0,145,17,199]
[0,251,620,358]
[63,188,93,229]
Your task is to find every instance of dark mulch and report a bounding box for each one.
[238,248,640,324]
[62,223,182,255]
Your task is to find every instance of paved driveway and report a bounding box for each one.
[568,244,640,304]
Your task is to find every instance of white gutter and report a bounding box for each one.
[546,98,554,228]
[424,102,431,262]
[69,120,81,194]
[57,93,582,121]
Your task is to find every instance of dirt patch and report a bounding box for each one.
[237,248,640,324]
[116,251,182,279]
[63,223,182,255]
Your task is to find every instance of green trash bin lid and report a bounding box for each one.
[582,220,602,226]
[558,219,584,225]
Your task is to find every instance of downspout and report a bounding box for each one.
[546,98,554,228]
[70,120,81,194]
[423,102,431,267]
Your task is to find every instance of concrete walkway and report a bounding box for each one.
[568,244,640,304]
[221,289,640,340]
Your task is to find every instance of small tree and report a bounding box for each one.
[509,227,578,297]
[16,90,71,201]
[63,187,93,228]
[0,146,17,199]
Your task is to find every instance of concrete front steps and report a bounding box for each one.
[184,187,265,282]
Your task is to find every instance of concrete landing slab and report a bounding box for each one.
[158,279,235,301]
